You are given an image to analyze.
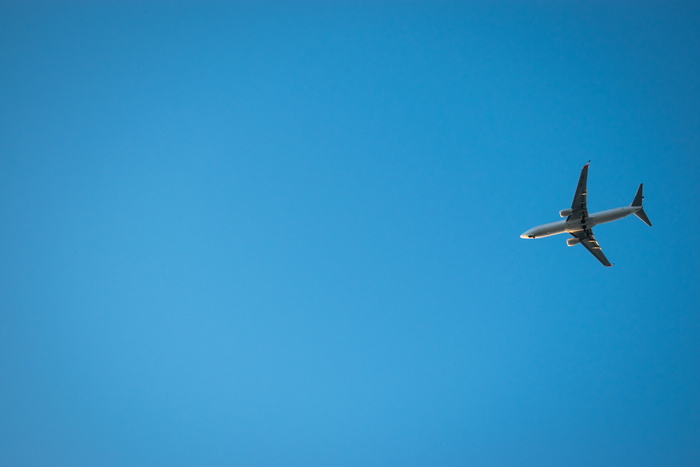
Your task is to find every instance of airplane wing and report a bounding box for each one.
[570,230,612,267]
[567,161,590,223]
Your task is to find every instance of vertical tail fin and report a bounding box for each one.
[631,183,644,207]
[631,183,652,226]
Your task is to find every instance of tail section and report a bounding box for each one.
[635,208,652,226]
[631,183,644,207]
[631,183,652,226]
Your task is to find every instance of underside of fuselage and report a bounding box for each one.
[520,206,639,239]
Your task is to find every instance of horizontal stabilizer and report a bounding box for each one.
[635,208,652,226]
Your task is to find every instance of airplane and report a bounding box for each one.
[520,162,652,266]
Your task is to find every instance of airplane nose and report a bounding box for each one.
[520,232,528,239]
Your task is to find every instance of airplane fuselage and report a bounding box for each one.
[520,206,641,239]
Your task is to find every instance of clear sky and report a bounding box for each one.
[1,2,699,466]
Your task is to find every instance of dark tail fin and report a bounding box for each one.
[631,183,644,206]
[635,208,652,226]
[631,183,652,226]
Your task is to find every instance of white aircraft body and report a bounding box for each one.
[520,162,652,266]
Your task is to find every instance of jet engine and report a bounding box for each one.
[559,209,573,217]
[566,237,580,247]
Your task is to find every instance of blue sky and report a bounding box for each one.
[1,2,699,466]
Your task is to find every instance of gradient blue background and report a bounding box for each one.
[1,2,699,466]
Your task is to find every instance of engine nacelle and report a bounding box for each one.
[559,209,573,217]
[566,237,580,247]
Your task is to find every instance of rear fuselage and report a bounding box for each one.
[520,206,640,239]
